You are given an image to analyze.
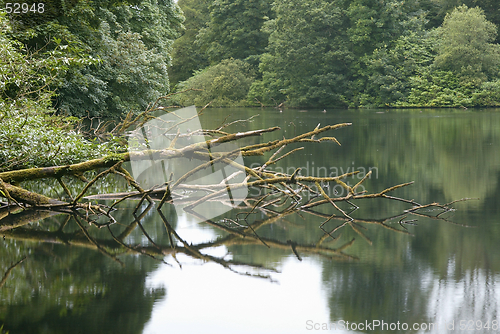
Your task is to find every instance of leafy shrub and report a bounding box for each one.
[0,107,122,171]
[176,59,256,107]
[471,80,500,106]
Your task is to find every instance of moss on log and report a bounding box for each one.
[3,182,66,206]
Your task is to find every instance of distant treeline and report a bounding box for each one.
[172,0,500,108]
[2,0,500,117]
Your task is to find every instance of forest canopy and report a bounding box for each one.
[1,0,183,117]
[173,0,500,108]
[2,0,500,117]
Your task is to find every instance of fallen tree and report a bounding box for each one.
[0,100,472,277]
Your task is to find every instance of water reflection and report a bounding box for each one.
[0,238,165,334]
[1,108,499,333]
[143,257,332,334]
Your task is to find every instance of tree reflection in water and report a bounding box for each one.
[0,176,468,332]
[0,116,474,333]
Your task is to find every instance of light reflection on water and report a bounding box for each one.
[143,257,338,334]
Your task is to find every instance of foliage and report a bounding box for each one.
[170,0,272,88]
[0,13,121,171]
[176,59,255,106]
[393,72,500,108]
[0,110,122,171]
[0,11,98,103]
[4,0,500,110]
[172,0,500,108]
[3,0,184,117]
[199,0,273,65]
[250,0,426,107]
[250,0,352,107]
[60,21,173,117]
[169,0,211,85]
[387,5,500,107]
[358,15,437,107]
[402,70,474,107]
[345,0,414,55]
[471,80,500,106]
[61,0,183,117]
[433,5,500,81]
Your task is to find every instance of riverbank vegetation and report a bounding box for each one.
[0,3,485,327]
[1,0,500,169]
[0,12,123,171]
[2,0,500,117]
[173,0,500,108]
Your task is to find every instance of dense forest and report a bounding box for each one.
[172,0,500,108]
[1,0,183,117]
[1,0,500,170]
[2,0,500,120]
[1,3,499,331]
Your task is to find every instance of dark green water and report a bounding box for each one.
[1,108,499,333]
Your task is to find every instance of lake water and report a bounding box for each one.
[1,108,500,333]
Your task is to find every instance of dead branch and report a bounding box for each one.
[1,256,27,289]
[0,106,473,279]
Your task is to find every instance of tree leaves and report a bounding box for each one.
[4,0,184,117]
[176,59,255,106]
[434,5,500,80]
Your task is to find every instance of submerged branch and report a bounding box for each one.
[0,109,472,279]
[1,256,27,289]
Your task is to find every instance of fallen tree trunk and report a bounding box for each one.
[0,111,472,277]
[1,180,66,206]
[0,126,284,184]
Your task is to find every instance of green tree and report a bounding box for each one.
[346,0,414,55]
[253,0,420,107]
[61,0,184,116]
[0,12,119,171]
[428,1,500,42]
[433,5,500,80]
[169,0,212,85]
[4,0,184,117]
[199,0,273,65]
[251,0,353,107]
[176,58,255,106]
[383,5,500,108]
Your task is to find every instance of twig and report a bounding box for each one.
[0,256,27,288]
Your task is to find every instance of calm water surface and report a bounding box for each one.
[1,108,499,333]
